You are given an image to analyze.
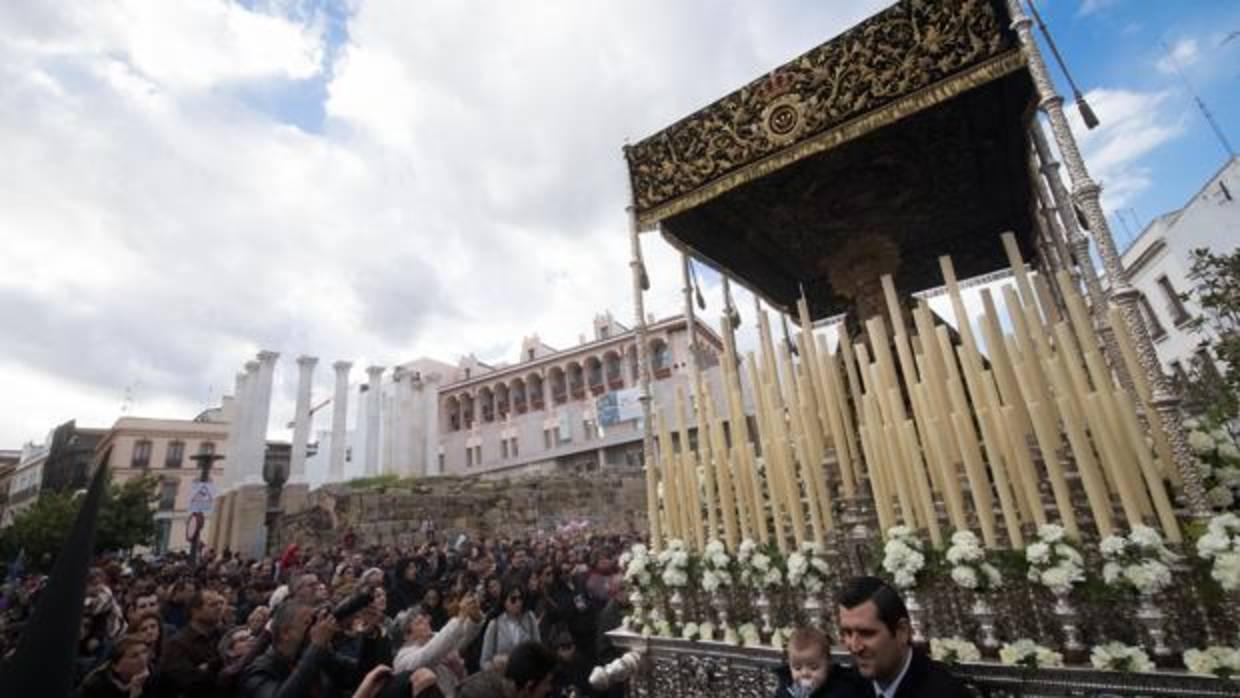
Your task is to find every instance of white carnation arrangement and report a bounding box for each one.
[882,525,927,590]
[1196,513,1240,591]
[769,626,795,651]
[785,541,830,594]
[680,622,701,641]
[700,539,734,594]
[657,538,692,589]
[1090,642,1155,673]
[999,639,1064,668]
[736,538,785,589]
[737,622,762,647]
[620,543,654,590]
[1024,524,1086,596]
[1185,417,1240,511]
[1183,646,1240,679]
[930,637,981,664]
[1100,526,1177,596]
[946,530,1002,592]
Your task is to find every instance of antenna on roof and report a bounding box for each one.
[1161,41,1236,159]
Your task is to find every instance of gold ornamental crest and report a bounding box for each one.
[760,92,808,146]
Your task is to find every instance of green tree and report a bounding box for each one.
[0,475,158,572]
[1183,246,1240,420]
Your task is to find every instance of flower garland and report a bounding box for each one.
[1024,524,1085,596]
[946,530,1002,592]
[786,541,830,593]
[999,639,1064,668]
[700,539,734,594]
[1100,526,1177,596]
[1196,513,1240,591]
[1184,646,1240,679]
[1090,642,1154,673]
[881,525,926,590]
[930,637,981,664]
[736,539,784,589]
[657,538,692,589]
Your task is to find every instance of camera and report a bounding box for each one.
[331,588,374,621]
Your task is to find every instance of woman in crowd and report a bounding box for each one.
[79,637,153,698]
[393,594,485,697]
[129,611,165,667]
[480,583,541,670]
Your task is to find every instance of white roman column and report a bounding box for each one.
[235,360,260,488]
[364,366,384,476]
[329,361,352,482]
[290,355,318,484]
[221,369,250,491]
[243,350,280,485]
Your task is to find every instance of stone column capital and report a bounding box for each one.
[333,360,353,373]
[257,350,280,364]
[297,355,319,368]
[366,365,385,379]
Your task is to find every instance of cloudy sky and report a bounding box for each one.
[1,0,1237,448]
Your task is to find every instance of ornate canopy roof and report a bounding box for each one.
[624,0,1038,320]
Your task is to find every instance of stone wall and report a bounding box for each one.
[275,472,648,548]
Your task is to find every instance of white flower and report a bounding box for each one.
[1102,562,1122,585]
[1220,443,1240,462]
[763,567,784,587]
[1190,430,1217,455]
[1184,418,1201,430]
[752,554,770,572]
[1208,485,1235,509]
[1000,639,1063,668]
[1026,542,1051,565]
[951,566,978,589]
[930,637,981,664]
[1129,525,1163,550]
[697,622,715,640]
[1217,466,1240,487]
[1090,642,1154,673]
[1184,647,1240,678]
[737,623,761,647]
[1212,553,1240,592]
[1037,524,1065,543]
[681,623,699,641]
[1197,530,1232,559]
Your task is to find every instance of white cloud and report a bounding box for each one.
[1061,88,1187,212]
[0,0,899,445]
[1156,38,1200,75]
[1078,0,1121,17]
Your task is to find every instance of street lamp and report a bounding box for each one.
[186,449,224,565]
[261,447,288,557]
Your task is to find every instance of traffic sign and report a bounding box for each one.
[187,482,215,514]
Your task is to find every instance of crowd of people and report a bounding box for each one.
[1,525,977,698]
[0,532,635,698]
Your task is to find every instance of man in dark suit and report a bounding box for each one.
[836,576,971,698]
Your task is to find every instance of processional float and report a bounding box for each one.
[595,1,1240,696]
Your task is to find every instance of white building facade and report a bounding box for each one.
[1122,156,1239,380]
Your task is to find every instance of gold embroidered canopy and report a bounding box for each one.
[624,0,1038,320]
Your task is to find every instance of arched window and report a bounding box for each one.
[549,367,567,405]
[604,351,623,388]
[511,378,528,413]
[567,362,585,398]
[528,373,545,409]
[585,357,604,394]
[445,396,462,431]
[479,386,495,423]
[495,383,510,417]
